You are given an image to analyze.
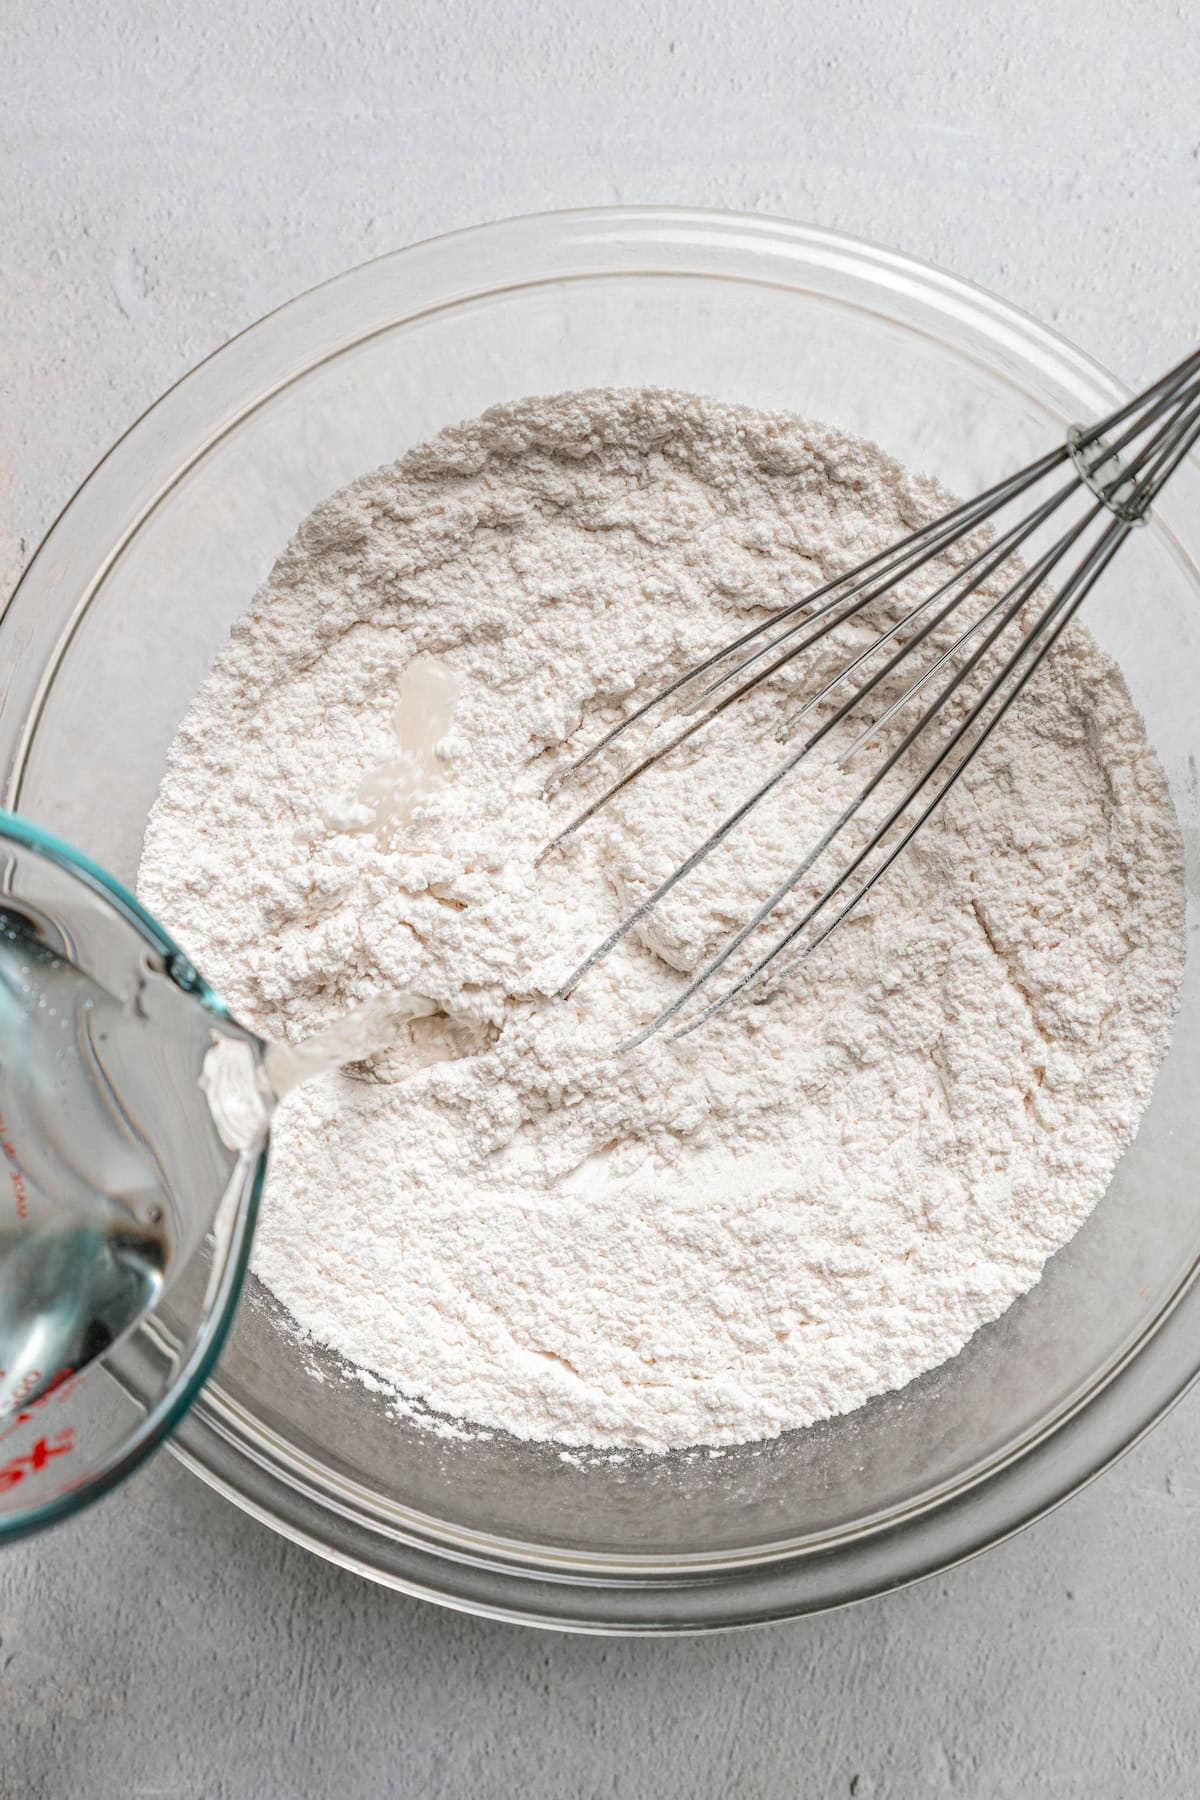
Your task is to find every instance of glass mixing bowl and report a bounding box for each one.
[4,209,1200,1631]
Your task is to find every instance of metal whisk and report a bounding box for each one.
[542,346,1200,1049]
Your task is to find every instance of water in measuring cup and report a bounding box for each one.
[0,906,260,1421]
[0,894,441,1424]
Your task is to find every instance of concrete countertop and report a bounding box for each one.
[4,3,1200,1794]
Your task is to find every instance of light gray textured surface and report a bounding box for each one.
[4,2,1200,1795]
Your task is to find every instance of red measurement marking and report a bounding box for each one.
[0,1108,28,1221]
[0,1428,75,1491]
[8,1368,43,1405]
[0,1366,77,1445]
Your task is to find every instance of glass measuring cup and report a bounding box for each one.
[0,811,268,1541]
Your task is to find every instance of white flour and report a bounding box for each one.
[138,388,1184,1452]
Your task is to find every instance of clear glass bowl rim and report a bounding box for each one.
[6,205,1200,1631]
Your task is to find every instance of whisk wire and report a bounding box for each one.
[1072,346,1200,451]
[1132,393,1200,511]
[541,453,1073,862]
[613,502,1113,1052]
[670,515,1131,1044]
[543,444,1068,798]
[778,472,1082,740]
[837,487,1095,766]
[547,346,1200,1042]
[686,450,1067,713]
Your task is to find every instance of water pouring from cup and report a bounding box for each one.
[0,811,431,1539]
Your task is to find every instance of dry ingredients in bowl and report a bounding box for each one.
[138,389,1185,1453]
